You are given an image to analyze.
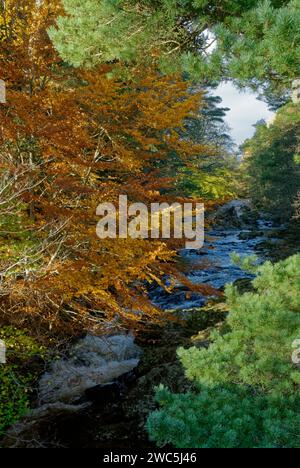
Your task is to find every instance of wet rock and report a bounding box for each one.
[123,362,191,421]
[84,370,138,404]
[85,382,122,404]
[212,200,257,229]
[151,288,206,311]
[117,369,138,387]
[2,336,142,448]
[2,403,90,448]
[38,334,141,405]
[238,230,264,241]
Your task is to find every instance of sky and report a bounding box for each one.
[215,82,275,147]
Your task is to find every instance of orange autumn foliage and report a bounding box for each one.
[0,0,215,335]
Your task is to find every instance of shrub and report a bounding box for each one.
[147,254,300,448]
[0,327,46,436]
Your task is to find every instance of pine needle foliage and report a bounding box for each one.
[147,254,300,448]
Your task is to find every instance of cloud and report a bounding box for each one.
[215,82,275,146]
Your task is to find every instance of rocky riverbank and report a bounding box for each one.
[2,200,297,448]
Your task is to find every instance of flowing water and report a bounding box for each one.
[150,219,281,311]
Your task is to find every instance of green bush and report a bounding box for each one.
[0,368,29,436]
[242,103,300,222]
[0,327,46,436]
[147,254,300,448]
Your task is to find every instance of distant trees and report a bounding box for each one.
[242,103,300,221]
[294,192,300,220]
[147,254,300,448]
[185,93,233,151]
[175,91,240,199]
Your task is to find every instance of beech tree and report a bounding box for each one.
[0,0,216,334]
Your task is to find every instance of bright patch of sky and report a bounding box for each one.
[199,31,275,147]
[215,82,275,147]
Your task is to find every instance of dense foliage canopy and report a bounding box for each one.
[0,0,220,334]
[50,0,299,98]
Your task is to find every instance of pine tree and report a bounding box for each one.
[176,91,239,199]
[147,254,300,448]
[214,0,300,96]
[49,0,298,96]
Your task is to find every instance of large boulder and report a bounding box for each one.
[2,335,141,448]
[212,200,256,229]
[38,334,141,404]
